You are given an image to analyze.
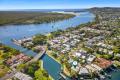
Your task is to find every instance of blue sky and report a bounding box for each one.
[0,0,120,10]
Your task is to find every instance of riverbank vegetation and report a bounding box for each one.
[0,11,75,26]
[0,43,20,61]
[33,34,47,45]
[0,43,20,78]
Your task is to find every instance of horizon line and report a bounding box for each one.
[0,7,120,11]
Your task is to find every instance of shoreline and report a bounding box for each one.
[51,11,80,16]
[0,12,95,79]
[46,50,72,77]
[46,50,61,64]
[40,60,54,80]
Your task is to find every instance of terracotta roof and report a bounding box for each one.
[94,58,112,69]
[6,53,30,66]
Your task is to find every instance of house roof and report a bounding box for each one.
[14,72,33,80]
[79,67,89,74]
[87,55,96,62]
[94,58,112,69]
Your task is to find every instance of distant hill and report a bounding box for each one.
[89,7,120,13]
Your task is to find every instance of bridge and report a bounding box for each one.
[27,47,46,63]
[31,49,46,62]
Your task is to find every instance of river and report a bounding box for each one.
[0,12,95,79]
[1,11,119,80]
[0,12,94,55]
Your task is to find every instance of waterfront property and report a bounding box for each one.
[6,53,31,66]
[3,9,120,80]
[0,12,94,79]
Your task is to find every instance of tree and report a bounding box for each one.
[4,46,19,55]
[47,33,54,40]
[33,34,47,45]
[50,29,63,37]
[17,63,26,71]
[24,61,39,77]
[34,69,50,80]
[113,47,120,54]
[28,66,35,76]
[102,54,113,60]
[1,53,10,59]
[52,52,58,58]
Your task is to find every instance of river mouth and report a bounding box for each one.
[0,12,95,79]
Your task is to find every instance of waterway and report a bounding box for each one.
[1,11,119,80]
[107,69,120,80]
[0,12,95,79]
[0,12,94,56]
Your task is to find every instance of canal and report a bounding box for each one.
[0,12,95,79]
[107,69,120,80]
